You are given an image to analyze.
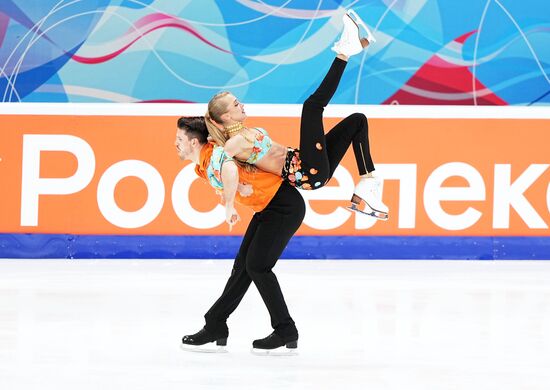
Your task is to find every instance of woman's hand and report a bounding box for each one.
[225,204,241,231]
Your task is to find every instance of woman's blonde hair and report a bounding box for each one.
[205,91,256,173]
[205,91,231,147]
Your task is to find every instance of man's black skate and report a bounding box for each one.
[181,327,228,353]
[251,331,298,356]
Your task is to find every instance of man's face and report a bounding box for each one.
[175,129,195,161]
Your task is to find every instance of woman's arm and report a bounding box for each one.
[220,160,240,230]
[223,136,243,158]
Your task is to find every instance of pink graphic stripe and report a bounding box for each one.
[72,13,231,64]
[383,30,508,105]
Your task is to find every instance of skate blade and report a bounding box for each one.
[347,203,389,221]
[180,343,228,353]
[251,346,298,356]
[347,9,376,44]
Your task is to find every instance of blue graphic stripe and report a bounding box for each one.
[2,1,549,105]
[528,89,550,105]
[1,234,549,260]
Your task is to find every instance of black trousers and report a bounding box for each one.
[204,182,305,338]
[298,57,375,186]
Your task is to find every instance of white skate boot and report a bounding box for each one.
[332,9,376,57]
[348,176,389,220]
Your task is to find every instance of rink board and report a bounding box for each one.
[1,234,550,260]
[1,104,549,259]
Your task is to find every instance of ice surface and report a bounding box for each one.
[1,259,549,390]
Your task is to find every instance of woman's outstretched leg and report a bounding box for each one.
[283,9,377,190]
[298,57,348,185]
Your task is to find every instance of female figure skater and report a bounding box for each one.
[205,9,389,221]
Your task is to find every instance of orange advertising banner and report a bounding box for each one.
[1,113,550,237]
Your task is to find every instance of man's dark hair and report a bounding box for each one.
[177,116,208,144]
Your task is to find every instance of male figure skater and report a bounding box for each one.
[175,116,304,355]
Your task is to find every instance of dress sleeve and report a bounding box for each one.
[206,146,234,191]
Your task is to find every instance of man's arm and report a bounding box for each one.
[220,160,240,230]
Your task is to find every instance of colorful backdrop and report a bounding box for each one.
[1,0,549,105]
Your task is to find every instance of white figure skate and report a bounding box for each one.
[332,9,376,57]
[347,176,389,220]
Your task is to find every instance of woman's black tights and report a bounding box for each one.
[298,57,375,187]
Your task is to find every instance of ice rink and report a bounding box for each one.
[1,259,549,390]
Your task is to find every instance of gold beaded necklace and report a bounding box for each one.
[224,122,253,144]
[224,122,244,137]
